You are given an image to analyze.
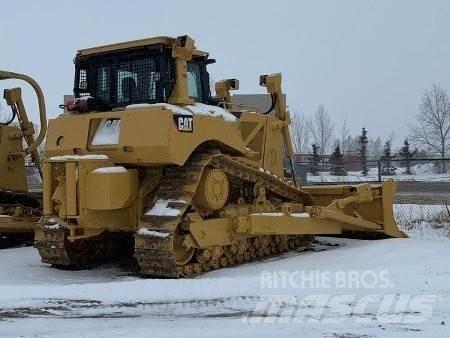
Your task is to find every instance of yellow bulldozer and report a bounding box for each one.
[35,35,405,277]
[0,71,46,247]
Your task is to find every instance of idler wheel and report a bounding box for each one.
[173,229,195,265]
[194,168,229,212]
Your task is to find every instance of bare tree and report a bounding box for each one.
[332,138,340,150]
[290,110,312,154]
[339,119,351,154]
[309,105,335,155]
[368,136,383,158]
[346,135,360,154]
[409,83,450,172]
[209,75,216,96]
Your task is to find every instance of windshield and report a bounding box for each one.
[74,46,171,108]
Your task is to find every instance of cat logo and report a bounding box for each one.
[174,115,194,133]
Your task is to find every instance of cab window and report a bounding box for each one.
[187,62,203,102]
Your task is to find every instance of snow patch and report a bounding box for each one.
[48,154,109,161]
[137,228,170,238]
[126,102,237,122]
[145,199,186,217]
[186,103,236,122]
[126,103,189,116]
[308,162,450,183]
[251,212,311,218]
[91,166,127,174]
[44,218,61,230]
[79,95,93,101]
[91,118,121,146]
[402,221,450,240]
[251,212,284,216]
[291,212,311,218]
[394,204,450,240]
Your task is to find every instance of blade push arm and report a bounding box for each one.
[260,73,297,184]
[0,70,47,178]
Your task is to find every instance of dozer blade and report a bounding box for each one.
[302,179,407,239]
[0,216,37,247]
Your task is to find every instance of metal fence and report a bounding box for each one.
[293,158,450,184]
[292,157,450,236]
[26,165,42,192]
[394,203,450,237]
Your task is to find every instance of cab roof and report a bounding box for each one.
[77,36,208,57]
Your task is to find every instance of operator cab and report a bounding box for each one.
[68,36,214,112]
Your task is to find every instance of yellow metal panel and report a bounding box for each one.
[241,214,342,235]
[188,214,342,248]
[42,162,53,216]
[77,36,208,57]
[45,108,248,166]
[0,217,36,233]
[86,169,138,210]
[188,217,235,248]
[380,180,407,238]
[65,162,77,216]
[0,125,27,191]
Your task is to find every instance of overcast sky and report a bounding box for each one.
[1,0,449,146]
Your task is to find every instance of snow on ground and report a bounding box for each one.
[395,204,450,240]
[1,209,450,337]
[307,163,450,183]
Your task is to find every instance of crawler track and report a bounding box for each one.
[35,229,134,268]
[135,153,314,278]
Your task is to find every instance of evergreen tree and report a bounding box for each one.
[381,141,396,175]
[399,139,415,175]
[330,145,347,176]
[358,127,368,176]
[309,144,320,176]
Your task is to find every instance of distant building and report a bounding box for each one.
[231,94,287,113]
[63,95,74,104]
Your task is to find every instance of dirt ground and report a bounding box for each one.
[395,182,450,205]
